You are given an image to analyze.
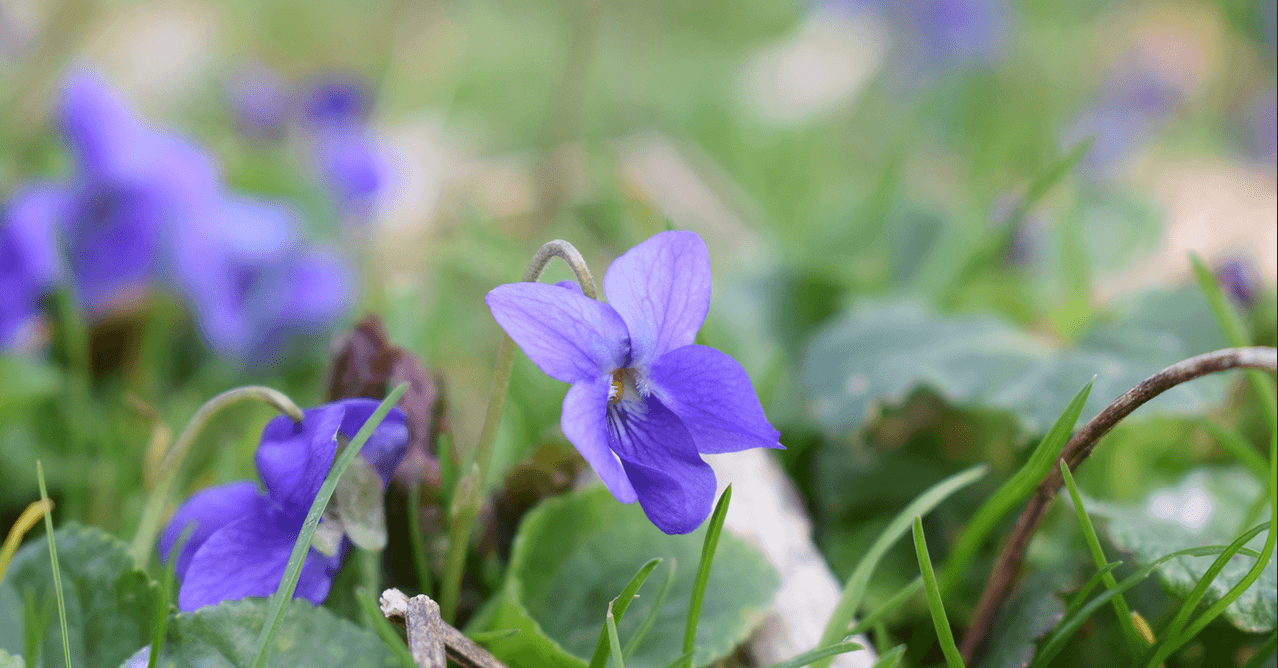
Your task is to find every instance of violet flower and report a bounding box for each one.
[1215,258,1260,308]
[226,64,292,142]
[56,69,220,312]
[173,194,354,363]
[485,231,782,534]
[158,398,408,612]
[303,76,384,217]
[1,184,63,349]
[1064,68,1181,180]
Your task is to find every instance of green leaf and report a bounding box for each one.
[0,524,156,668]
[803,289,1228,438]
[479,487,780,668]
[1082,467,1276,632]
[158,598,397,667]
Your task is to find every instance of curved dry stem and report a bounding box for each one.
[961,347,1278,662]
[127,386,304,566]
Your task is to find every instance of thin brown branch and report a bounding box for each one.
[381,588,509,668]
[960,346,1278,663]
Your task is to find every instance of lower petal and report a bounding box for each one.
[158,481,268,581]
[608,397,715,534]
[178,510,343,612]
[649,345,782,454]
[561,377,637,503]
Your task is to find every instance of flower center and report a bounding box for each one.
[608,368,645,405]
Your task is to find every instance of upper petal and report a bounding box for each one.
[256,404,344,514]
[334,397,410,487]
[486,282,630,383]
[602,231,711,367]
[607,396,716,534]
[157,481,270,581]
[649,345,782,454]
[561,377,637,503]
[177,510,343,611]
[57,69,146,179]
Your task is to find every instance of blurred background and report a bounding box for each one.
[1,0,1275,663]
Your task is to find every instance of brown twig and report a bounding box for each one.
[381,588,509,668]
[960,347,1278,662]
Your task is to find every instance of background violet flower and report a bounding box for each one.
[485,231,782,534]
[1,184,63,349]
[158,398,408,611]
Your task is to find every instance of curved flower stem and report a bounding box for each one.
[960,347,1277,662]
[127,386,304,567]
[439,239,596,623]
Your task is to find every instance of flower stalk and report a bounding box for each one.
[128,385,304,567]
[438,240,596,623]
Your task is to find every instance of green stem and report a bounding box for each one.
[128,386,304,566]
[439,239,596,623]
[407,486,434,598]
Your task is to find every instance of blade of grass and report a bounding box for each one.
[147,526,194,668]
[942,380,1093,595]
[1059,460,1145,653]
[869,645,906,668]
[764,640,864,668]
[1241,633,1276,668]
[36,461,71,668]
[1032,542,1262,668]
[816,464,988,668]
[1156,522,1272,647]
[914,517,964,668]
[407,485,433,598]
[624,558,677,660]
[845,578,923,638]
[588,557,662,668]
[683,485,731,668]
[248,382,408,668]
[354,586,419,668]
[24,590,51,668]
[606,602,626,668]
[467,628,521,643]
[660,650,696,668]
[1060,562,1122,623]
[1191,254,1277,429]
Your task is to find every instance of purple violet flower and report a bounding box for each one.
[485,231,782,534]
[1,184,64,349]
[303,75,384,217]
[158,398,409,611]
[174,195,354,363]
[56,69,220,312]
[1215,257,1260,308]
[1064,68,1181,180]
[226,64,292,142]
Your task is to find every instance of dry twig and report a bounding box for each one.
[381,588,509,668]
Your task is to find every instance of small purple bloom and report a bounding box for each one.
[911,0,1009,66]
[1243,87,1276,165]
[485,232,782,534]
[158,398,409,612]
[1064,68,1181,180]
[174,195,354,363]
[1215,258,1260,308]
[226,64,292,142]
[56,69,220,312]
[302,74,384,216]
[1,184,64,348]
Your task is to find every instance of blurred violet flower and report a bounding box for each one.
[0,185,63,349]
[910,0,1008,67]
[303,75,385,218]
[226,64,292,142]
[1215,257,1260,308]
[174,195,354,363]
[1064,67,1181,180]
[55,69,220,312]
[485,231,782,534]
[158,398,408,611]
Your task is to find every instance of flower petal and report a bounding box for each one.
[649,345,782,454]
[334,397,410,487]
[57,69,146,179]
[256,404,344,514]
[486,282,630,383]
[607,396,716,534]
[561,377,637,503]
[157,481,269,582]
[177,511,343,611]
[602,231,711,368]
